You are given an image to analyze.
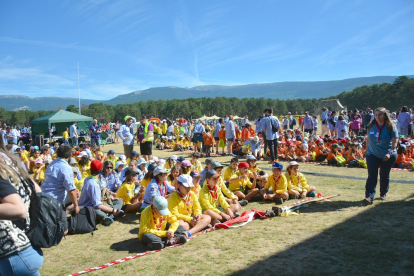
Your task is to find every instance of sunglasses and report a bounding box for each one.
[106,167,113,169]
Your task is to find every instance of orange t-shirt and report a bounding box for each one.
[249,128,256,137]
[241,128,249,141]
[203,133,213,146]
[218,129,226,140]
[327,151,342,161]
[395,154,406,165]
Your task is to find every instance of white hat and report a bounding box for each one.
[118,155,127,162]
[170,155,178,161]
[153,166,170,176]
[137,158,147,166]
[253,136,259,143]
[77,151,88,158]
[157,159,166,166]
[177,174,194,188]
[149,156,159,163]
[115,161,126,169]
[288,161,299,166]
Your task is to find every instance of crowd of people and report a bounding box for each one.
[0,105,413,274]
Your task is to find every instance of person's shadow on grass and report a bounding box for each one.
[110,236,148,254]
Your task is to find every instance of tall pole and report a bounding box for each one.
[78,62,81,114]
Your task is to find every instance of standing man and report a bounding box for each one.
[241,115,249,127]
[137,116,154,161]
[214,119,222,155]
[70,121,79,147]
[303,111,314,134]
[321,107,329,136]
[90,119,102,147]
[41,145,80,214]
[192,120,205,154]
[225,115,236,157]
[288,112,294,130]
[117,116,137,159]
[263,108,280,163]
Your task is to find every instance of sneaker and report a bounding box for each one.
[184,231,192,238]
[379,195,387,200]
[362,197,373,205]
[103,217,114,226]
[148,242,164,250]
[233,213,240,218]
[307,192,316,198]
[289,194,299,200]
[168,234,188,246]
[274,198,283,205]
[238,199,248,206]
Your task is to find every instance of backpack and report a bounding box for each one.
[26,185,67,248]
[67,206,97,235]
[292,118,297,126]
[270,117,278,132]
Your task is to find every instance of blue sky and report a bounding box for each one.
[1,0,413,100]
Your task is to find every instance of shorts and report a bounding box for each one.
[193,133,204,143]
[226,138,234,142]
[214,137,220,141]
[202,207,224,214]
[140,141,153,155]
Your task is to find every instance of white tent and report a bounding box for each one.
[233,115,241,120]
[209,115,221,120]
[196,115,209,121]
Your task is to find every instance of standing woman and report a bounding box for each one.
[364,107,398,205]
[350,113,362,136]
[397,106,410,138]
[0,135,44,275]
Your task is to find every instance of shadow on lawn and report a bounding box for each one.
[110,238,148,254]
[230,194,414,276]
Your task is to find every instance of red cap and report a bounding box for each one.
[316,139,322,144]
[340,139,347,144]
[90,160,102,171]
[332,139,338,143]
[238,162,250,169]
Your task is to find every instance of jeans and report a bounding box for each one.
[266,139,278,160]
[365,153,397,199]
[94,199,123,221]
[70,136,78,147]
[90,138,101,147]
[0,246,43,276]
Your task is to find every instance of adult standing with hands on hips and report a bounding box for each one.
[137,116,154,161]
[117,116,137,159]
[364,107,398,205]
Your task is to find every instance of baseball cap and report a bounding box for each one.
[147,163,157,171]
[77,151,88,158]
[272,162,283,169]
[131,151,138,158]
[124,168,138,177]
[246,155,256,161]
[137,158,147,166]
[206,169,220,179]
[181,160,191,168]
[190,171,200,177]
[91,160,102,171]
[177,174,194,188]
[288,161,299,166]
[153,196,170,216]
[69,157,77,164]
[157,159,166,166]
[205,158,214,165]
[253,136,259,143]
[118,155,127,162]
[332,143,339,149]
[170,155,178,161]
[34,158,43,164]
[150,156,159,164]
[192,152,201,158]
[177,156,186,162]
[108,150,115,154]
[115,161,126,169]
[211,161,224,169]
[153,166,170,176]
[238,162,249,169]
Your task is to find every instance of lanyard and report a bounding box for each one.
[156,180,167,197]
[207,184,218,202]
[177,190,191,215]
[151,205,164,230]
[375,123,386,143]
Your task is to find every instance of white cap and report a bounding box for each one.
[170,155,178,161]
[177,174,194,188]
[118,155,127,162]
[157,159,166,166]
[153,166,170,176]
[115,161,126,169]
[288,161,299,166]
[77,151,88,158]
[149,156,159,163]
[137,158,147,166]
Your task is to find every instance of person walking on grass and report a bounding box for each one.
[363,107,398,205]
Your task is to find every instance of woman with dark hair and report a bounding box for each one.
[168,165,182,189]
[364,107,398,205]
[100,160,122,193]
[397,106,410,137]
[141,166,175,210]
[0,132,44,275]
[350,113,362,136]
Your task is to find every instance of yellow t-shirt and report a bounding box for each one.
[138,205,179,240]
[77,161,91,179]
[265,173,288,194]
[62,131,69,140]
[32,166,45,182]
[21,153,28,162]
[75,178,83,191]
[167,191,201,223]
[191,160,203,173]
[199,184,230,213]
[229,172,253,192]
[223,166,238,181]
[284,172,309,193]
[116,182,136,205]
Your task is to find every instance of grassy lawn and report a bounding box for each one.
[40,145,414,276]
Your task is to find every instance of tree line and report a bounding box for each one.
[1,76,412,126]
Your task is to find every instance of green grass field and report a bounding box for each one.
[39,144,414,276]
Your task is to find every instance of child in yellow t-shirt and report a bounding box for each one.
[285,161,316,199]
[62,128,69,145]
[229,162,260,201]
[32,158,46,184]
[262,162,288,204]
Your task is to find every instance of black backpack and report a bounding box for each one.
[67,206,97,235]
[26,187,67,248]
[270,117,278,132]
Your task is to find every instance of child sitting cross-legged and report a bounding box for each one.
[199,170,239,224]
[285,161,316,199]
[262,162,289,204]
[168,174,212,237]
[139,196,187,250]
[229,162,260,201]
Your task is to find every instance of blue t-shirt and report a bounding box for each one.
[141,179,175,209]
[367,124,398,159]
[397,112,410,127]
[78,177,102,208]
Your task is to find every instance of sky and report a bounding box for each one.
[0,0,413,100]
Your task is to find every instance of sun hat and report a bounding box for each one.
[153,196,170,216]
[34,158,43,164]
[115,161,126,169]
[153,166,170,176]
[211,161,224,169]
[137,158,147,166]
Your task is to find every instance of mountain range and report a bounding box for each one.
[1,75,412,111]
